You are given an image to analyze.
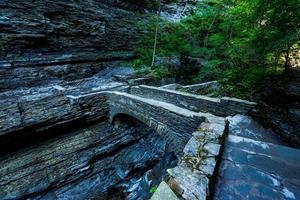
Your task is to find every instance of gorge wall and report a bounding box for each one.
[0,0,156,91]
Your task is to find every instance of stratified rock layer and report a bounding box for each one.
[0,0,151,91]
[0,120,170,199]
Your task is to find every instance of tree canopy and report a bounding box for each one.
[132,0,300,98]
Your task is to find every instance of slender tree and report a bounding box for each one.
[151,0,162,67]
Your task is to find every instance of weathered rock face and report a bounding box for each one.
[252,70,300,147]
[0,117,176,200]
[0,0,153,91]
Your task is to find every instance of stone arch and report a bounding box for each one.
[109,107,151,128]
[109,110,187,156]
[106,92,206,155]
[111,113,149,129]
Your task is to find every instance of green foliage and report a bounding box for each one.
[135,66,172,79]
[193,60,223,82]
[253,0,300,57]
[132,0,300,99]
[149,186,157,193]
[221,66,282,99]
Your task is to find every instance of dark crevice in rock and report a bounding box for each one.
[6,53,134,69]
[0,116,107,156]
[208,120,229,200]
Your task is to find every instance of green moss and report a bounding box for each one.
[150,186,158,193]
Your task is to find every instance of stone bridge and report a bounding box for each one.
[0,83,255,153]
[106,91,207,154]
[66,85,257,155]
[1,82,275,200]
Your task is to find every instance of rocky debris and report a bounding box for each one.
[161,0,201,22]
[214,114,300,200]
[154,56,181,70]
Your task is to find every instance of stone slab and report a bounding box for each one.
[150,181,179,200]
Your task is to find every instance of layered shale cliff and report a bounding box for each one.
[0,1,180,199]
[0,0,158,91]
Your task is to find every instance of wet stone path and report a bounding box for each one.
[214,115,300,200]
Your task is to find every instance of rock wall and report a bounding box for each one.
[0,90,109,148]
[0,118,172,199]
[253,70,300,147]
[0,0,153,91]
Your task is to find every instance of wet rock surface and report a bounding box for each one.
[0,117,175,200]
[227,114,284,145]
[214,115,300,200]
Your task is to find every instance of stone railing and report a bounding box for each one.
[160,81,220,93]
[131,85,256,117]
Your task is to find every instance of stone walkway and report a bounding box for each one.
[149,111,227,200]
[214,115,300,200]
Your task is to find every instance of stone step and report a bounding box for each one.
[150,181,179,200]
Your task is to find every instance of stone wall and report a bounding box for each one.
[151,113,228,200]
[0,0,153,91]
[131,85,257,116]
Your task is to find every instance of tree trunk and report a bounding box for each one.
[204,13,217,48]
[151,0,162,67]
[284,44,291,73]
